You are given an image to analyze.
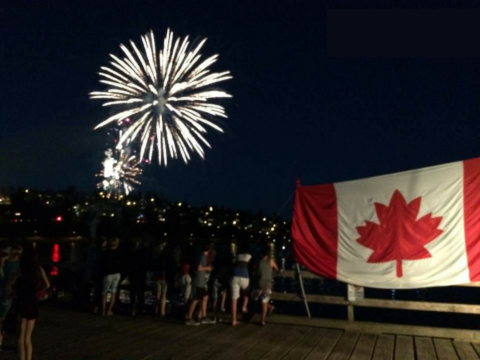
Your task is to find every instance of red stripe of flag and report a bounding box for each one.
[292,183,338,279]
[463,158,480,281]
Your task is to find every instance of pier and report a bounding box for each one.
[1,306,480,360]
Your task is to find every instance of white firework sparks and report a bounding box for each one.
[97,149,142,197]
[90,29,232,166]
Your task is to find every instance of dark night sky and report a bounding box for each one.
[2,1,480,216]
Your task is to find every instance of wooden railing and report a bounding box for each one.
[274,270,480,322]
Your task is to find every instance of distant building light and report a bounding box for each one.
[15,213,21,216]
[273,239,276,242]
[233,221,237,225]
[266,232,269,235]
[263,218,266,222]
[164,233,167,236]
[111,214,114,217]
[25,189,29,193]
[151,198,155,202]
[127,201,132,206]
[209,207,213,212]
[282,246,286,250]
[178,202,182,207]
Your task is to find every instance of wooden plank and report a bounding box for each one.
[155,323,240,360]
[279,270,480,287]
[472,344,480,357]
[281,328,326,360]
[372,334,394,360]
[395,336,414,360]
[259,327,312,360]
[353,299,480,315]
[434,339,459,360]
[350,334,376,360]
[415,337,437,360]
[304,330,343,360]
[126,323,222,360]
[89,320,179,360]
[328,331,361,360]
[142,324,247,360]
[273,292,480,315]
[453,341,480,360]
[242,325,293,360]
[261,313,480,342]
[189,324,260,360]
[271,292,348,306]
[212,325,268,360]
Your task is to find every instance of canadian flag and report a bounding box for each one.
[292,157,480,289]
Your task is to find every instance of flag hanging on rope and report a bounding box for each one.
[292,157,480,289]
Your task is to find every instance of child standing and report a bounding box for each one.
[230,246,252,326]
[253,246,279,326]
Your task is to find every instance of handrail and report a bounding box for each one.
[278,270,480,287]
[271,293,480,314]
[274,269,480,322]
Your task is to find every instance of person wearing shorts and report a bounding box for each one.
[185,244,214,325]
[253,246,279,326]
[230,248,252,326]
[180,263,192,305]
[153,244,168,317]
[101,238,122,316]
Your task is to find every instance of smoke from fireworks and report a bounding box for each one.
[97,148,142,197]
[90,29,232,166]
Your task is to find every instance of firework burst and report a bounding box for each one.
[90,29,232,166]
[97,148,142,197]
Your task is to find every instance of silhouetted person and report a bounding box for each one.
[101,238,122,316]
[8,248,50,360]
[129,238,148,316]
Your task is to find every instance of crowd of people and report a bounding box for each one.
[0,237,279,360]
[84,237,280,326]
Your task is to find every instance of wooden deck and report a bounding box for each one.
[2,306,480,360]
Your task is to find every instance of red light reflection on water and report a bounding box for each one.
[51,244,60,276]
[52,244,60,262]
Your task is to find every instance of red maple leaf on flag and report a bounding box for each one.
[356,190,443,278]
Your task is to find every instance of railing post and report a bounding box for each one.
[295,263,311,318]
[347,304,354,322]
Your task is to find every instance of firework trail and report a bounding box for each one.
[97,148,142,197]
[91,29,232,166]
